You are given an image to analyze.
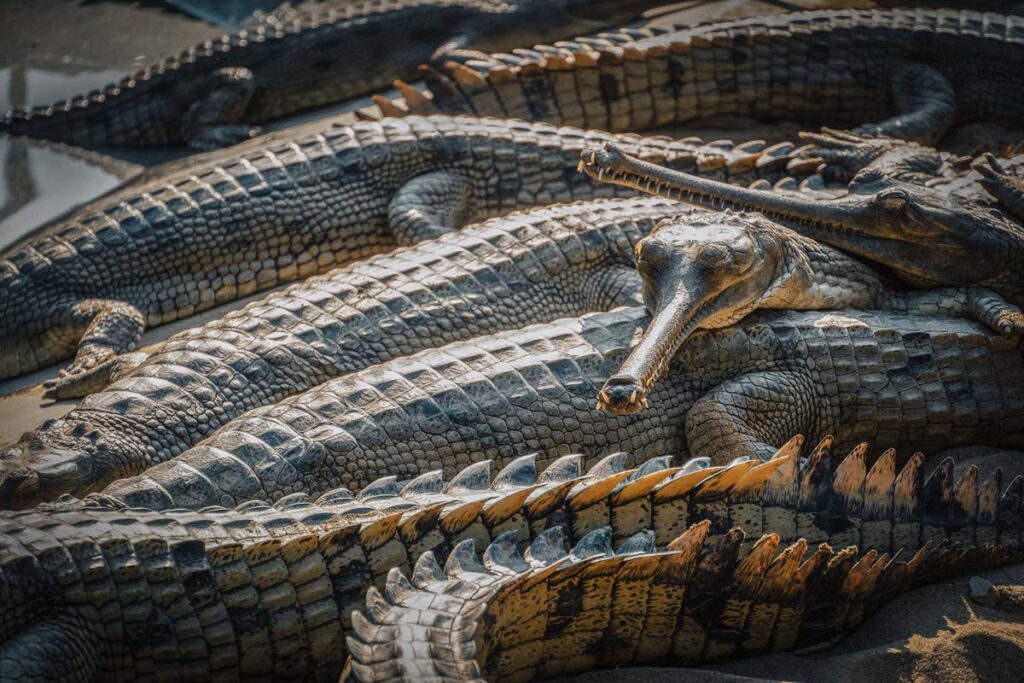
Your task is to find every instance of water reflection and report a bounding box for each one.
[0,65,132,250]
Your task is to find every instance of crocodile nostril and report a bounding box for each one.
[596,376,649,416]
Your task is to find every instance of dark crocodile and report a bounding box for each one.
[389,8,1024,144]
[349,489,1022,681]
[0,0,667,149]
[92,306,1024,511]
[0,197,690,507]
[3,440,1021,680]
[0,115,778,398]
[579,142,1024,316]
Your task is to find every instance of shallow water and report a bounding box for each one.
[0,66,135,249]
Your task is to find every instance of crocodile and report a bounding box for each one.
[3,438,1022,681]
[88,306,1024,512]
[578,141,1024,313]
[0,0,667,149]
[383,7,1024,144]
[0,115,779,397]
[348,511,1022,681]
[595,210,1024,416]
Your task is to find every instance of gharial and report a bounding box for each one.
[384,7,1024,144]
[579,141,1024,321]
[84,305,1024,512]
[0,115,779,398]
[2,438,1021,681]
[594,208,1023,416]
[0,0,667,149]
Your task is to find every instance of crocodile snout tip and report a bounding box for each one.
[596,376,649,416]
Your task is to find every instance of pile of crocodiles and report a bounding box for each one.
[1,5,1023,681]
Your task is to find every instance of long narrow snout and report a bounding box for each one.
[597,283,708,416]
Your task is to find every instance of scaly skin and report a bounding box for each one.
[0,197,693,508]
[0,0,667,149]
[391,8,1024,143]
[595,211,1023,415]
[4,440,1022,681]
[93,307,1024,511]
[350,478,1024,683]
[579,142,1024,313]
[0,115,779,398]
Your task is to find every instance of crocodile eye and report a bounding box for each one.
[636,239,670,272]
[876,189,910,211]
[699,244,730,266]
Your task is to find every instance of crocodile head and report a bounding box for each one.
[580,142,1022,293]
[0,423,112,509]
[596,212,802,416]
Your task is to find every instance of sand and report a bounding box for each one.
[1,1,1023,680]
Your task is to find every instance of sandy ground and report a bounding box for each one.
[1,1,1023,680]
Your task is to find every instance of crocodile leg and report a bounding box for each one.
[853,63,956,146]
[387,171,474,244]
[686,371,820,463]
[882,287,1024,336]
[32,299,146,400]
[975,153,1024,223]
[180,67,259,150]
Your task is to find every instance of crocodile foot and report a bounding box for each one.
[42,351,148,400]
[799,128,944,184]
[974,153,1024,223]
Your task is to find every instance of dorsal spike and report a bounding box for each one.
[863,448,896,519]
[798,436,833,510]
[444,460,493,494]
[444,538,486,577]
[274,492,311,508]
[922,458,954,522]
[384,566,414,604]
[630,455,674,480]
[572,527,614,560]
[539,454,584,483]
[493,454,538,490]
[399,470,445,497]
[977,468,1002,525]
[358,476,399,501]
[587,452,629,477]
[411,551,446,588]
[526,526,567,566]
[728,455,752,466]
[893,452,925,521]
[483,530,528,573]
[617,530,656,555]
[364,586,391,622]
[998,475,1023,527]
[314,486,355,506]
[832,443,868,518]
[680,456,712,474]
[951,465,980,522]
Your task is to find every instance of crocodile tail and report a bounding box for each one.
[348,516,1022,681]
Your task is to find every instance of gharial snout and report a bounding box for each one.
[596,374,650,416]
